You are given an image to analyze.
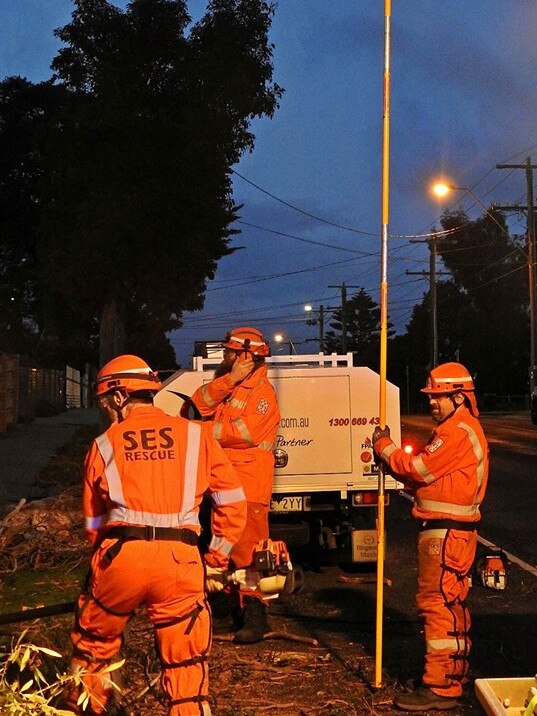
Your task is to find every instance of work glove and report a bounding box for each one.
[372,425,391,465]
[205,565,226,593]
[372,425,391,447]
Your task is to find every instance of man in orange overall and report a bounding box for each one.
[66,355,246,716]
[373,362,489,711]
[191,327,280,643]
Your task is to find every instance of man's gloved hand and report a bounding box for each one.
[205,565,226,593]
[372,425,391,445]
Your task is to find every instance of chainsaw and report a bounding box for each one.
[207,538,295,599]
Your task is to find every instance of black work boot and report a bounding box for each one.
[233,597,268,644]
[394,686,459,711]
[209,591,234,634]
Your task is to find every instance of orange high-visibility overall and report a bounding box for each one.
[375,405,489,697]
[192,364,280,569]
[69,405,246,716]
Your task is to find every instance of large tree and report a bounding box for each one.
[324,287,393,368]
[401,209,529,396]
[0,78,64,359]
[0,0,282,369]
[438,209,528,394]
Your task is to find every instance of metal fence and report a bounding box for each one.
[0,353,91,431]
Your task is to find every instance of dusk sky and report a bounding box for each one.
[3,1,537,367]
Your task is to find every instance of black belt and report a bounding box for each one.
[104,526,199,545]
[420,519,477,532]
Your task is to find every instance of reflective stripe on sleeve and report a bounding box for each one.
[412,455,436,484]
[213,422,223,441]
[234,418,255,446]
[209,535,234,556]
[258,441,274,451]
[201,384,218,408]
[380,443,396,460]
[229,398,247,410]
[211,486,246,506]
[457,421,486,489]
[96,434,126,506]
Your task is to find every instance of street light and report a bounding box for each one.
[432,182,507,235]
[273,333,297,355]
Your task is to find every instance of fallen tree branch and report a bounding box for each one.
[0,498,26,536]
[213,630,318,646]
[337,574,393,587]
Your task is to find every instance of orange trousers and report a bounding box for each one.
[68,538,212,716]
[417,527,477,698]
[229,501,269,569]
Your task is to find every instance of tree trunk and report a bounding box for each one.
[99,297,125,366]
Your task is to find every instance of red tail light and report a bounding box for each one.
[352,492,390,506]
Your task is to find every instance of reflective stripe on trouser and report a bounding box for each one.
[229,501,269,569]
[69,538,211,716]
[417,527,477,698]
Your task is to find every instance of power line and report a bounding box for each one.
[236,220,375,254]
[232,170,379,237]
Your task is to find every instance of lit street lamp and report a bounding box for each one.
[273,333,297,355]
[432,182,507,235]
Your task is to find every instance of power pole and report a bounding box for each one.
[496,157,537,394]
[407,235,449,368]
[328,283,359,354]
[305,303,339,354]
[318,304,324,353]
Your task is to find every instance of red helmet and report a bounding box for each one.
[95,355,161,396]
[421,362,478,416]
[221,326,270,357]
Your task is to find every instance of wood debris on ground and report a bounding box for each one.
[0,487,88,574]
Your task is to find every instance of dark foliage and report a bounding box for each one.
[0,0,282,370]
[324,287,394,368]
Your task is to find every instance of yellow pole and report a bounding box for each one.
[375,0,391,689]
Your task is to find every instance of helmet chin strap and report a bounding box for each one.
[112,390,131,421]
[448,392,464,415]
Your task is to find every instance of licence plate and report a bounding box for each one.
[270,495,307,513]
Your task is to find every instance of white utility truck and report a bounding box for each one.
[155,353,402,565]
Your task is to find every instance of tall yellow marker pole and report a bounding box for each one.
[375,0,391,689]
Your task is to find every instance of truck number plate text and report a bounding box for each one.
[270,496,307,513]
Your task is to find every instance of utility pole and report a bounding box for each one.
[496,157,537,394]
[328,283,359,354]
[305,303,339,354]
[407,235,449,368]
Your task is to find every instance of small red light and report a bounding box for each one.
[403,443,414,454]
[352,492,390,506]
